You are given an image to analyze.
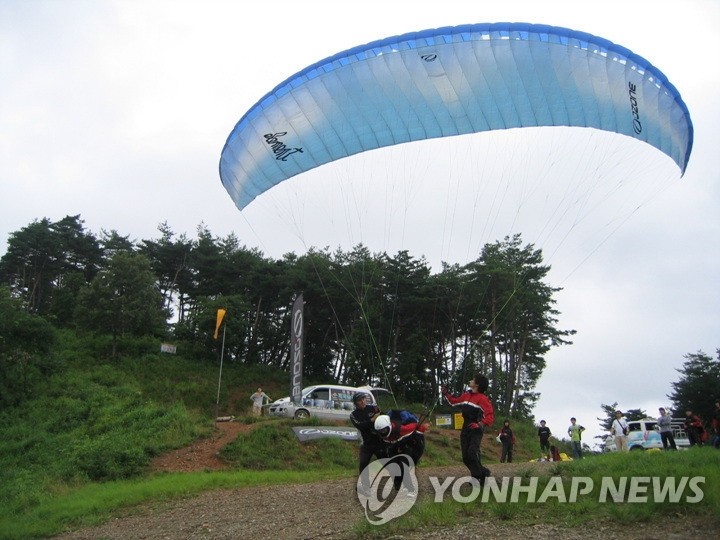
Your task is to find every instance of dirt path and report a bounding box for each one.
[55,423,716,539]
[149,420,249,473]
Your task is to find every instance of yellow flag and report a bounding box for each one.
[214,308,227,339]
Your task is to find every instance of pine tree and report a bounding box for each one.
[669,350,720,423]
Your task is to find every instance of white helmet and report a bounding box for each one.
[374,414,391,436]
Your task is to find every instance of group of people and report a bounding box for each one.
[499,401,720,460]
[683,402,720,448]
[499,399,720,461]
[350,392,429,496]
[338,383,720,496]
[604,400,720,452]
[498,417,582,462]
[351,373,495,495]
[509,417,586,460]
[350,373,596,497]
[508,418,560,462]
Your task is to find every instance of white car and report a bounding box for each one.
[268,384,392,421]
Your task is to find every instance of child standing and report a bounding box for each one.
[498,419,516,463]
[538,420,552,460]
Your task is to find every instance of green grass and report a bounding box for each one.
[220,417,360,470]
[2,337,718,539]
[5,431,720,540]
[0,469,349,539]
[351,447,720,538]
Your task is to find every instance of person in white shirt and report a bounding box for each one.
[250,387,271,417]
[611,410,629,452]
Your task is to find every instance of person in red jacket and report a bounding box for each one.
[685,409,706,446]
[443,373,495,486]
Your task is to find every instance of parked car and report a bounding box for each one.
[268,384,392,421]
[604,418,690,451]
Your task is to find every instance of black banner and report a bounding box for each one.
[290,294,304,404]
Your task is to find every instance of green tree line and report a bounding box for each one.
[0,214,577,415]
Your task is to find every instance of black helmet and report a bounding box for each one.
[353,392,369,405]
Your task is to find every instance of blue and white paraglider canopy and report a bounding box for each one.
[219,22,693,211]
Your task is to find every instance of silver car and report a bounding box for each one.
[269,384,390,420]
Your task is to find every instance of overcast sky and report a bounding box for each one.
[2,0,718,449]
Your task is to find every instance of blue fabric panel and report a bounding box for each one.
[220,22,693,210]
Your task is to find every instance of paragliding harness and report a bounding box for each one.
[392,396,439,436]
[384,409,425,451]
[389,409,419,425]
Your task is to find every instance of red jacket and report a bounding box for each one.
[444,390,494,429]
[382,421,428,443]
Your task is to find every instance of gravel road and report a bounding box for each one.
[54,461,715,539]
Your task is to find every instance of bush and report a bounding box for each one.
[0,361,199,494]
[0,287,62,406]
[69,434,148,481]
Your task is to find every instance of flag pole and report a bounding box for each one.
[214,323,227,427]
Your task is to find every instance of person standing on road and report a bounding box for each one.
[538,420,552,460]
[611,410,629,452]
[350,392,386,494]
[443,374,495,485]
[249,387,271,417]
[567,417,586,459]
[657,407,677,450]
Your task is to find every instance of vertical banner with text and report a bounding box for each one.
[290,294,304,404]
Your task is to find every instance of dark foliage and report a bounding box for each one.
[1,217,578,416]
[669,350,720,425]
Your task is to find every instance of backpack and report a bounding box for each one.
[388,409,419,425]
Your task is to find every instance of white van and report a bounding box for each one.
[268,385,391,421]
[604,418,690,451]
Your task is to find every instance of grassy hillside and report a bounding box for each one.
[11,333,695,539]
[0,333,562,496]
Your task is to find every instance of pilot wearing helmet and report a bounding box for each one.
[373,409,429,494]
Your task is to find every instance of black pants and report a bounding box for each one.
[500,440,513,463]
[660,431,677,450]
[687,427,703,446]
[460,428,489,482]
[358,443,387,489]
[388,434,425,491]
